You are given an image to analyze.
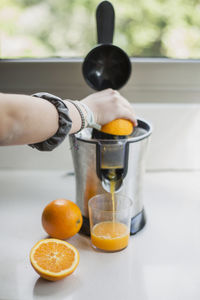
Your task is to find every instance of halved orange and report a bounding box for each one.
[30,239,79,281]
[101,119,134,136]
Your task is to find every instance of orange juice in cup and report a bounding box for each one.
[91,221,129,251]
[88,194,132,252]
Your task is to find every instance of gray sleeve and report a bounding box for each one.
[28,92,72,151]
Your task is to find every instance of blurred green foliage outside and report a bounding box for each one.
[1,0,200,58]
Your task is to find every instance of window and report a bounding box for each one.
[0,1,200,106]
[1,0,200,59]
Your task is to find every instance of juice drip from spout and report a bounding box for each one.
[108,170,117,224]
[110,180,115,223]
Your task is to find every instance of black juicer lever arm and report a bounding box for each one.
[96,0,115,44]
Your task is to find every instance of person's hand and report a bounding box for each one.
[80,89,137,126]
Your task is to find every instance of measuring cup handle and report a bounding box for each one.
[96,1,115,44]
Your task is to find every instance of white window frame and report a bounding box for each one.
[0,58,200,103]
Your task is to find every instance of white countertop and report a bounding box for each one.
[0,170,200,300]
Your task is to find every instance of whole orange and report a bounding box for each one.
[42,199,83,239]
[101,119,134,136]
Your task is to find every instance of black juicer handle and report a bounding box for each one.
[96,1,115,44]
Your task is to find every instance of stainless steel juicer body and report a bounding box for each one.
[69,119,152,235]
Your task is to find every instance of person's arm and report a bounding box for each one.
[0,93,83,146]
[0,89,137,146]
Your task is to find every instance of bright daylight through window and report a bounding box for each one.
[1,0,200,59]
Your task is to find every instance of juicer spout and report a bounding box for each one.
[102,176,123,193]
[96,139,129,191]
[101,168,124,193]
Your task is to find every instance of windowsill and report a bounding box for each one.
[1,58,200,103]
[1,57,200,62]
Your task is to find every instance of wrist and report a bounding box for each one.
[63,100,84,134]
[79,101,101,130]
[64,99,101,133]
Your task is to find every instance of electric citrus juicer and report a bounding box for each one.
[70,1,152,235]
[70,121,152,235]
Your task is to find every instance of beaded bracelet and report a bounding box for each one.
[78,102,101,130]
[67,100,86,133]
[69,100,101,131]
